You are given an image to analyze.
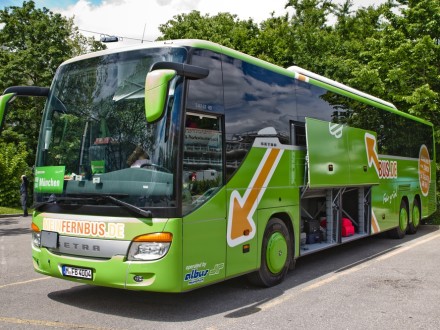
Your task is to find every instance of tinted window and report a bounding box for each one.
[295,80,434,158]
[187,49,224,113]
[223,56,297,179]
[182,113,223,214]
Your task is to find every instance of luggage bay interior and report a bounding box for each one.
[299,186,372,255]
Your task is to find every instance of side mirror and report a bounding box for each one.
[0,93,16,132]
[144,62,209,123]
[145,69,176,123]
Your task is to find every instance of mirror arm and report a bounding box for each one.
[3,86,49,97]
[0,86,50,133]
[151,62,209,80]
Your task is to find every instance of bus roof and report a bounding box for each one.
[287,66,397,110]
[61,39,224,66]
[60,39,290,75]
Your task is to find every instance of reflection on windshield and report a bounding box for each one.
[35,47,186,210]
[182,113,223,214]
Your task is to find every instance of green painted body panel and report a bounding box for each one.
[145,69,176,123]
[0,93,15,130]
[226,184,259,277]
[225,147,268,276]
[181,188,227,289]
[370,155,435,232]
[32,212,184,292]
[225,146,303,275]
[306,118,379,187]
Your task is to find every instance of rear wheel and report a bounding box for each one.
[407,200,421,234]
[389,199,408,239]
[248,218,292,287]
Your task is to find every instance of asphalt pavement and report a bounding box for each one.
[1,216,439,329]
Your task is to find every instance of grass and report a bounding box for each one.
[0,206,22,215]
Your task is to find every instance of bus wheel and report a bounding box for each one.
[248,218,291,287]
[389,200,408,239]
[407,200,421,234]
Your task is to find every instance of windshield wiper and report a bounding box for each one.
[32,196,91,211]
[33,200,56,210]
[33,195,152,218]
[113,80,144,102]
[102,195,152,218]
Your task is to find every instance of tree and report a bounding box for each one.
[0,142,28,207]
[252,13,293,67]
[283,0,336,71]
[0,0,105,206]
[157,11,260,54]
[359,1,440,124]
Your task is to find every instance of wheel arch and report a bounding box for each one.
[413,194,421,210]
[401,195,410,211]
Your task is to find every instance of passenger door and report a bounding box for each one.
[181,113,227,289]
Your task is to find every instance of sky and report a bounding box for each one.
[1,0,387,49]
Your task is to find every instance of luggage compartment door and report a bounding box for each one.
[305,118,379,188]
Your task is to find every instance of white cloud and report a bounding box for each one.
[54,0,386,49]
[156,0,173,6]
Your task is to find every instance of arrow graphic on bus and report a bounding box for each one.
[365,133,380,176]
[227,148,284,247]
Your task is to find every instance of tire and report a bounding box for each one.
[248,218,292,287]
[389,199,408,239]
[407,199,421,235]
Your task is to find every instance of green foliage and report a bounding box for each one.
[158,11,259,53]
[252,14,292,66]
[0,142,29,207]
[1,1,73,85]
[0,0,106,205]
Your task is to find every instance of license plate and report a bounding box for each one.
[62,266,93,280]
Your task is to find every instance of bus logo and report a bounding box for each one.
[365,133,398,179]
[419,145,431,196]
[329,123,343,139]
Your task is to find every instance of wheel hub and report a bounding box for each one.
[266,232,288,274]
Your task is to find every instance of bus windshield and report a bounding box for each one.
[34,47,187,213]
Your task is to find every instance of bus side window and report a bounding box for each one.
[291,122,306,146]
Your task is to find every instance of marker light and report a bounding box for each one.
[31,223,41,248]
[127,233,172,261]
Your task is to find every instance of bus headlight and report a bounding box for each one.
[31,223,41,248]
[127,233,172,261]
[32,232,41,247]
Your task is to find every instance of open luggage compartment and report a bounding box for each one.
[299,186,372,255]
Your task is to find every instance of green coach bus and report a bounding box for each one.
[0,39,435,292]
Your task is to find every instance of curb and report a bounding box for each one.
[0,214,23,218]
